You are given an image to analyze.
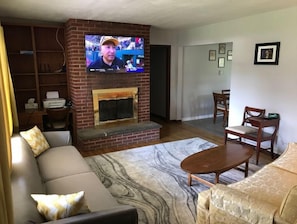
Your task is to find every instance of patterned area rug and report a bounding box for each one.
[85,137,252,224]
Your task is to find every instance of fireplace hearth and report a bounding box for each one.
[92,87,138,126]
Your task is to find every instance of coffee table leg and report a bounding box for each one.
[189,174,215,187]
[188,173,192,186]
[215,173,220,184]
[245,161,249,177]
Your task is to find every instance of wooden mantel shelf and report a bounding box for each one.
[77,121,162,141]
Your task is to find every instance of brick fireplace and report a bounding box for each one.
[65,19,161,151]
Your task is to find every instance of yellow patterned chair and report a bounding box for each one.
[196,142,297,224]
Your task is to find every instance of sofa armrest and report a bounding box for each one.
[278,185,297,224]
[197,189,211,224]
[274,214,294,224]
[42,131,72,147]
[43,205,138,224]
[209,184,278,224]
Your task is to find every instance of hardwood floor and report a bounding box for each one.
[80,117,224,157]
[80,117,274,166]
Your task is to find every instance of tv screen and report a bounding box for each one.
[85,35,144,73]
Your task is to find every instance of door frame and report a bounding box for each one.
[150,44,171,121]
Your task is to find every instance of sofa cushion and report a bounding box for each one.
[37,145,92,182]
[31,191,89,221]
[11,134,45,224]
[279,185,297,223]
[209,184,277,224]
[20,125,50,157]
[45,172,119,212]
[43,131,72,147]
[230,164,297,207]
[272,142,297,174]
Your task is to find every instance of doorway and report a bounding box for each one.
[150,45,171,120]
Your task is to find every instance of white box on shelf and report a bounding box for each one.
[25,103,38,109]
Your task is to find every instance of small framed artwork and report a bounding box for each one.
[254,42,280,65]
[209,50,216,61]
[218,57,225,68]
[219,43,226,54]
[227,50,232,61]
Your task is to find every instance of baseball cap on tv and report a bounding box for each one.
[100,36,119,46]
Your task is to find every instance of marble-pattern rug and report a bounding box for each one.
[85,137,250,224]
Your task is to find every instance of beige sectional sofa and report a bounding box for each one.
[11,131,138,224]
[197,142,297,224]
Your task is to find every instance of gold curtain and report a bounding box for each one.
[0,24,15,224]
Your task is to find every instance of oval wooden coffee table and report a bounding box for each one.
[180,142,254,187]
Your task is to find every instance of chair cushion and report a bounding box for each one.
[48,121,67,129]
[225,125,258,134]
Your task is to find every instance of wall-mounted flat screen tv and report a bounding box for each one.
[85,35,144,73]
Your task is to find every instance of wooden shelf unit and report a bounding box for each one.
[3,23,68,114]
[3,22,69,131]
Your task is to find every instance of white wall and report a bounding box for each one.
[150,6,297,153]
[182,43,232,120]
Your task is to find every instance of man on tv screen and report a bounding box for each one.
[87,36,125,72]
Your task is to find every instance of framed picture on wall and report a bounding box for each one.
[218,57,225,68]
[219,43,226,54]
[227,50,232,61]
[209,50,216,61]
[254,42,280,65]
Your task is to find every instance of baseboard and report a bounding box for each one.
[182,114,214,121]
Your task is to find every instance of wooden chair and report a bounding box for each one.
[212,92,229,126]
[224,106,280,164]
[45,107,70,131]
[221,89,230,103]
[221,89,230,95]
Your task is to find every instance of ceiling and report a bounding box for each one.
[1,0,297,29]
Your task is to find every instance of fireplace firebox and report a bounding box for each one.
[92,87,138,126]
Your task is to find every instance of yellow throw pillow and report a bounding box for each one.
[31,191,89,221]
[20,126,50,157]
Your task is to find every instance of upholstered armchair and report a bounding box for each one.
[196,142,297,224]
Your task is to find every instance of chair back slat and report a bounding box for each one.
[221,89,230,96]
[213,92,229,108]
[212,92,229,126]
[242,106,265,126]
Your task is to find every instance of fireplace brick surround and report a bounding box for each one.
[65,19,161,151]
